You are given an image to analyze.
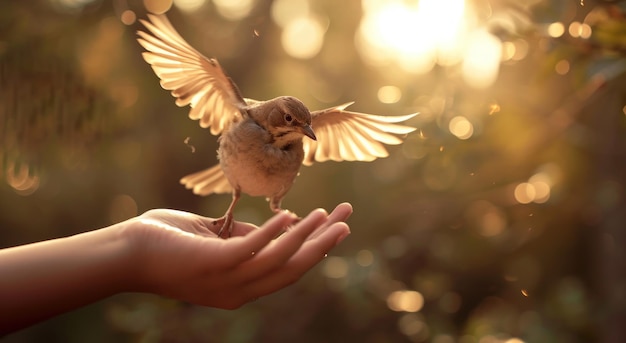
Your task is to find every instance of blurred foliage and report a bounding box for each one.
[1,0,626,342]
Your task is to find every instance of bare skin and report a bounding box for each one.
[0,203,352,334]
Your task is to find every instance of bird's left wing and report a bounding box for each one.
[303,103,417,166]
[137,14,246,135]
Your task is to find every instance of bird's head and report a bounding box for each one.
[265,96,317,143]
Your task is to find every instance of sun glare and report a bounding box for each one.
[357,0,503,88]
[462,29,502,89]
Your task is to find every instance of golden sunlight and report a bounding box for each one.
[356,0,502,88]
[462,29,501,89]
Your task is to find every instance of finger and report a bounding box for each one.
[329,202,353,222]
[308,202,353,240]
[240,222,350,298]
[217,211,299,268]
[228,208,329,282]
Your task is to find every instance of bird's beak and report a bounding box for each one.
[301,124,317,141]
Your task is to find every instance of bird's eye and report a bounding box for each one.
[284,114,293,122]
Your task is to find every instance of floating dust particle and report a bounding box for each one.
[521,289,529,297]
[439,146,444,152]
[184,137,196,153]
[488,103,501,115]
[253,29,260,37]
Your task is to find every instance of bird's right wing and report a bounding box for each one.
[137,14,247,135]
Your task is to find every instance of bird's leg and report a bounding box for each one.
[216,188,241,238]
[269,196,301,222]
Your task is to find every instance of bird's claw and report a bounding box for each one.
[213,216,233,239]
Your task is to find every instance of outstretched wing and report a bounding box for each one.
[303,103,417,166]
[137,14,247,135]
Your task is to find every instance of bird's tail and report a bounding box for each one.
[180,164,233,196]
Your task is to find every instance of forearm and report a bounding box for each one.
[0,225,133,334]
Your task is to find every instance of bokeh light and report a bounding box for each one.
[281,16,326,59]
[377,85,402,104]
[120,10,137,25]
[398,313,429,339]
[547,22,565,37]
[271,0,309,28]
[387,290,425,312]
[49,0,97,11]
[5,162,40,196]
[173,0,205,12]
[355,249,374,267]
[143,0,172,14]
[212,0,255,21]
[568,21,592,39]
[356,0,506,88]
[514,183,536,204]
[462,29,501,88]
[449,116,474,140]
[555,59,571,75]
[322,256,349,279]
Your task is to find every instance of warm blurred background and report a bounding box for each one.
[1,0,625,342]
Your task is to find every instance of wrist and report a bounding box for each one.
[105,219,152,294]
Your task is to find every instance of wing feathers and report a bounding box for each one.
[137,14,246,135]
[304,104,417,165]
[180,164,233,195]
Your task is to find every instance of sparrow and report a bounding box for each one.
[137,14,417,236]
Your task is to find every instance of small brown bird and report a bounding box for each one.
[137,14,417,236]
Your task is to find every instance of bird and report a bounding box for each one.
[137,14,417,237]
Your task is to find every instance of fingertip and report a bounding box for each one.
[256,210,299,238]
[336,202,353,214]
[280,209,298,218]
[310,207,329,218]
[333,223,351,245]
[328,202,353,222]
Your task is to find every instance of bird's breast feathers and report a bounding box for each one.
[218,120,303,197]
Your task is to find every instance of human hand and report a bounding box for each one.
[117,203,352,309]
